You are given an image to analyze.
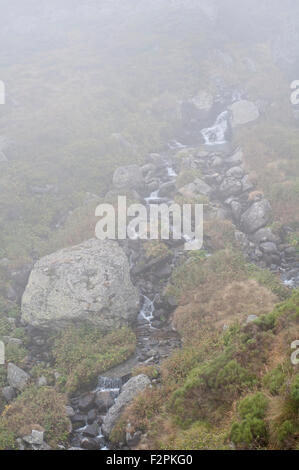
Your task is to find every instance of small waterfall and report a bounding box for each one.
[138,295,156,327]
[97,376,122,392]
[167,165,177,178]
[201,110,229,145]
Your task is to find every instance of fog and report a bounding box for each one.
[0,0,299,452]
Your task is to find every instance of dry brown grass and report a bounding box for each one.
[172,279,277,341]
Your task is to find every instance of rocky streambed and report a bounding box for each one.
[67,100,299,450]
[3,96,299,451]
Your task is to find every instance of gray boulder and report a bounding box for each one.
[226,166,244,179]
[113,165,144,190]
[260,242,279,255]
[241,199,272,234]
[219,177,242,198]
[21,239,139,330]
[229,100,260,127]
[179,178,212,200]
[102,374,151,438]
[2,386,16,402]
[249,227,278,245]
[95,390,114,412]
[7,363,30,391]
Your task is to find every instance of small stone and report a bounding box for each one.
[83,423,99,438]
[2,386,16,402]
[246,315,258,324]
[37,376,47,387]
[23,429,44,446]
[65,406,75,418]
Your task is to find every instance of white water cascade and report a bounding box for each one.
[201,110,229,145]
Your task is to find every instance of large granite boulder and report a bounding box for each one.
[21,239,139,330]
[102,374,151,438]
[241,199,272,234]
[229,100,259,127]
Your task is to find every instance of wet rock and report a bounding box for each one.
[241,199,272,234]
[80,437,100,450]
[102,374,151,438]
[71,414,86,430]
[87,408,98,424]
[78,392,95,412]
[95,390,114,412]
[7,363,30,391]
[83,423,99,438]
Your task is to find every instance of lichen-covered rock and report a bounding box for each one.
[229,100,260,127]
[241,199,272,234]
[7,363,30,391]
[102,374,151,438]
[21,239,139,330]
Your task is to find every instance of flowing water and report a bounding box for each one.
[69,108,299,450]
[201,110,229,145]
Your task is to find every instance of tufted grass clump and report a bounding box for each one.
[0,386,69,449]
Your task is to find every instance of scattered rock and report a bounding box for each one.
[246,315,258,324]
[219,177,242,198]
[37,375,47,387]
[102,374,151,438]
[226,166,244,179]
[241,199,272,234]
[65,406,76,418]
[1,386,16,402]
[7,363,30,391]
[95,390,114,412]
[78,392,95,412]
[23,430,44,446]
[229,100,260,127]
[83,423,99,438]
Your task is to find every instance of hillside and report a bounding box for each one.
[0,0,298,451]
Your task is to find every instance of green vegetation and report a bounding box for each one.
[53,326,136,395]
[0,386,69,449]
[111,248,299,449]
[230,393,269,447]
